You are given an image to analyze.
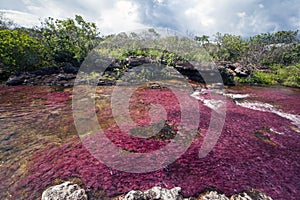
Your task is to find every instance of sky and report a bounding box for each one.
[0,0,299,37]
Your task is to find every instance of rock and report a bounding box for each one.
[31,66,60,76]
[230,192,253,200]
[123,190,144,200]
[5,64,77,86]
[217,66,235,85]
[176,61,194,70]
[215,61,253,80]
[6,75,27,86]
[41,181,87,200]
[62,63,78,74]
[127,56,150,67]
[230,190,273,200]
[147,82,162,89]
[198,191,229,200]
[234,66,250,77]
[122,186,183,200]
[144,187,182,200]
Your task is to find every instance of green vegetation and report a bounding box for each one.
[40,15,99,67]
[0,14,101,79]
[0,12,299,87]
[195,31,300,87]
[235,64,300,87]
[0,29,42,73]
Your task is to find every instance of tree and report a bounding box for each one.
[212,33,247,62]
[245,30,300,66]
[194,35,209,45]
[40,15,100,67]
[0,29,42,73]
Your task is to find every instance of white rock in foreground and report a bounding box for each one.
[230,190,273,200]
[198,191,229,200]
[122,186,182,200]
[41,181,87,200]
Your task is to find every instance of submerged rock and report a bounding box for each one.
[41,181,87,200]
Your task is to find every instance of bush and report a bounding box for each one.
[235,71,277,85]
[274,64,300,87]
[235,64,300,87]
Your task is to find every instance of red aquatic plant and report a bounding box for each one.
[9,86,300,199]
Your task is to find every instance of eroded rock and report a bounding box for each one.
[230,190,273,200]
[122,186,183,200]
[41,181,87,200]
[197,191,229,200]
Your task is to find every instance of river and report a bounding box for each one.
[0,85,299,199]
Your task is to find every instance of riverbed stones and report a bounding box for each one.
[41,181,87,200]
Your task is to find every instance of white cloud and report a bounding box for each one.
[0,0,299,37]
[258,3,264,8]
[0,9,39,27]
[237,12,246,18]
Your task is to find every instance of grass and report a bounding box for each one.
[235,63,300,87]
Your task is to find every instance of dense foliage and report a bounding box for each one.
[40,15,100,67]
[0,29,42,73]
[194,31,300,87]
[0,14,100,79]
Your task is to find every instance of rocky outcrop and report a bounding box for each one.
[5,58,253,87]
[41,181,87,200]
[41,183,273,200]
[6,63,78,87]
[112,187,273,200]
[215,61,252,77]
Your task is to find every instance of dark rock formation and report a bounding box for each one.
[5,58,253,87]
[6,63,78,87]
[215,61,252,78]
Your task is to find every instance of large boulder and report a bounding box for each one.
[41,181,87,200]
[215,61,252,79]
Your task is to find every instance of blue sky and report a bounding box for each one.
[0,0,299,37]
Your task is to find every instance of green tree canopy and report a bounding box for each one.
[40,15,100,67]
[0,29,42,73]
